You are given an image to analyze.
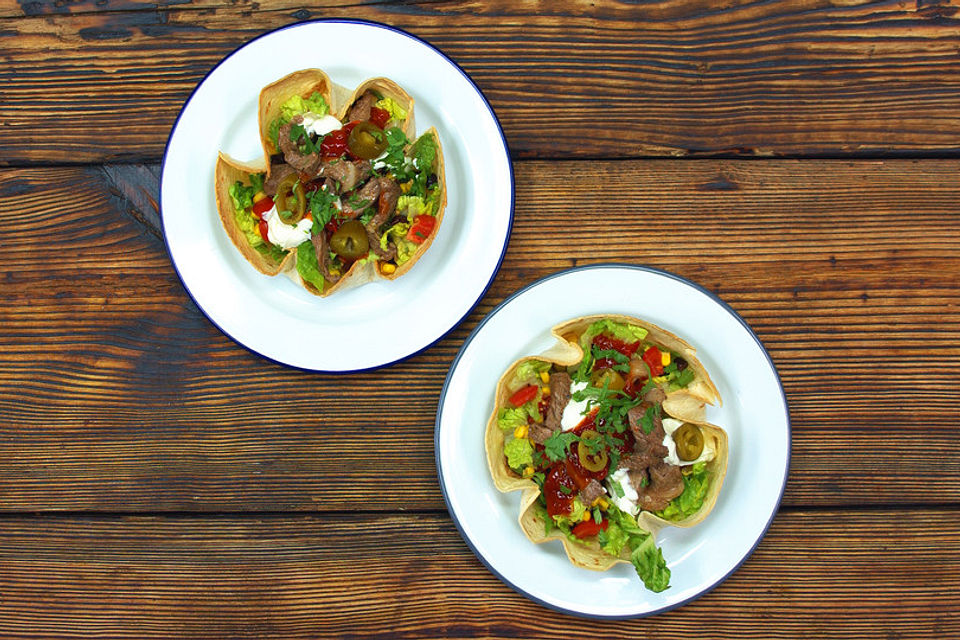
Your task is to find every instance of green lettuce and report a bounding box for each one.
[380,222,418,265]
[295,240,325,291]
[552,497,587,529]
[396,195,434,221]
[496,400,541,431]
[510,360,550,391]
[376,96,407,124]
[228,179,267,247]
[604,505,670,592]
[656,462,710,521]
[630,536,671,593]
[503,437,534,471]
[579,319,649,350]
[269,91,330,149]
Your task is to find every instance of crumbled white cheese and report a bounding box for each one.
[606,467,639,516]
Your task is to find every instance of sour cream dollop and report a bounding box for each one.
[560,380,590,431]
[300,113,343,138]
[662,417,715,466]
[263,207,312,250]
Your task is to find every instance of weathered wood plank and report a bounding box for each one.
[0,510,956,638]
[2,1,960,163]
[1,159,958,511]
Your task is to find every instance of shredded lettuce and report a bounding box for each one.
[552,498,587,528]
[269,91,330,149]
[630,536,671,592]
[496,398,542,431]
[509,360,550,392]
[656,462,710,521]
[228,178,266,248]
[395,195,433,221]
[380,222,418,265]
[295,240,325,291]
[376,96,407,124]
[504,437,534,471]
[579,319,649,350]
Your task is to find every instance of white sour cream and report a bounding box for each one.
[300,113,343,138]
[606,467,639,516]
[560,380,591,431]
[263,207,312,250]
[662,417,715,466]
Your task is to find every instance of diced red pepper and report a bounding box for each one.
[370,106,390,128]
[592,334,641,358]
[258,218,270,242]
[571,518,609,539]
[252,196,274,217]
[406,214,436,244]
[642,346,664,377]
[320,128,349,160]
[508,384,539,408]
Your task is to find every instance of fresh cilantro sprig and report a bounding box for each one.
[543,431,579,462]
[308,187,339,232]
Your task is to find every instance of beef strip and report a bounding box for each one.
[579,478,606,506]
[364,176,400,234]
[544,371,572,431]
[366,228,397,262]
[311,231,339,285]
[320,159,372,194]
[528,423,555,446]
[637,461,684,512]
[278,116,322,175]
[340,178,381,218]
[264,163,297,197]
[643,385,666,405]
[346,90,378,123]
[627,403,663,445]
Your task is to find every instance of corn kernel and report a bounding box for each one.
[662,351,671,366]
[541,386,550,396]
[380,263,397,275]
[513,425,528,439]
[582,511,591,522]
[539,371,550,384]
[598,498,610,510]
[253,191,268,203]
[400,181,413,194]
[522,466,535,478]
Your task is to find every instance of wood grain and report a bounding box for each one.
[2,1,960,163]
[1,159,958,511]
[0,510,956,638]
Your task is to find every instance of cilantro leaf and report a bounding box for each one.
[543,431,579,462]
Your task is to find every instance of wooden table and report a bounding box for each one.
[2,1,959,637]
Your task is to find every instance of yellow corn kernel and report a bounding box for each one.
[581,511,591,522]
[598,498,610,510]
[253,191,268,203]
[513,425,528,440]
[661,351,671,366]
[380,262,397,275]
[400,181,413,194]
[541,386,550,396]
[539,371,550,384]
[522,466,535,478]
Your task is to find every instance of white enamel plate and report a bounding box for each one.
[436,264,790,618]
[161,20,513,371]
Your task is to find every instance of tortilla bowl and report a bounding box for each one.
[214,152,292,276]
